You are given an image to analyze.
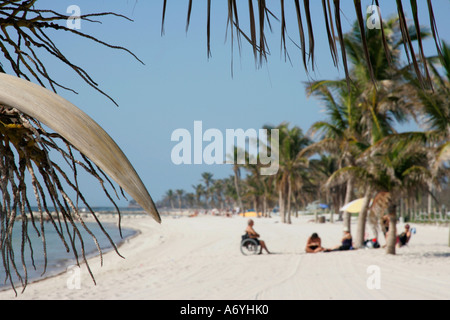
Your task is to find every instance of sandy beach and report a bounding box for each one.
[0,214,449,300]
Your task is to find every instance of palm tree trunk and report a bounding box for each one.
[279,188,285,224]
[428,183,433,220]
[343,177,354,233]
[233,166,243,212]
[406,198,411,222]
[355,188,372,248]
[339,189,345,221]
[386,204,398,255]
[448,223,450,248]
[331,188,340,223]
[263,194,267,217]
[413,198,418,221]
[399,198,404,222]
[286,178,292,224]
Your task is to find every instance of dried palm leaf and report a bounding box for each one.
[0,73,160,223]
[368,191,391,230]
[0,73,160,294]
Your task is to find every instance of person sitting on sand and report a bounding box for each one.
[305,233,325,253]
[397,224,412,248]
[325,230,354,252]
[245,219,271,254]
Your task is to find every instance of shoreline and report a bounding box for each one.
[0,214,449,300]
[0,217,140,294]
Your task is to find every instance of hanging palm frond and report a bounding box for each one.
[0,0,143,105]
[162,0,444,87]
[0,105,123,294]
[368,191,391,231]
[0,1,158,294]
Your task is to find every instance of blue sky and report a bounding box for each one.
[25,0,450,206]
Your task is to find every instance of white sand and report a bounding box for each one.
[0,214,449,300]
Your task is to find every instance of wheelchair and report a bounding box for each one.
[240,235,261,255]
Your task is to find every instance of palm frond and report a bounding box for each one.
[410,0,432,87]
[353,0,375,85]
[368,191,391,228]
[325,165,370,189]
[426,0,443,58]
[186,0,193,33]
[0,1,143,106]
[436,142,450,168]
[164,0,444,87]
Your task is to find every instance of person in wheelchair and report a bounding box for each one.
[245,219,271,254]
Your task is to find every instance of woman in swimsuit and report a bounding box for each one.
[305,233,325,253]
[338,231,353,250]
[325,230,354,252]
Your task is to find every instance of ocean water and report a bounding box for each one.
[0,208,138,290]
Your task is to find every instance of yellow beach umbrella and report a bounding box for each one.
[239,211,261,218]
[340,198,367,214]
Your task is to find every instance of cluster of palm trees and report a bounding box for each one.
[302,18,450,254]
[160,17,449,255]
[161,172,236,212]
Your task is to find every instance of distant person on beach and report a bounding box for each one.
[245,219,271,254]
[381,215,390,238]
[325,230,354,252]
[397,224,412,248]
[305,233,325,253]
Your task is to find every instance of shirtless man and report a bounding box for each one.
[245,219,271,254]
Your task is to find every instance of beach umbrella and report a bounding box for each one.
[240,211,261,218]
[340,198,369,214]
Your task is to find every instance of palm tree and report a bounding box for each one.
[242,171,264,215]
[417,43,450,169]
[185,192,196,209]
[260,174,277,217]
[325,133,433,254]
[201,172,214,209]
[192,183,205,208]
[223,176,239,211]
[176,189,185,209]
[305,78,365,232]
[363,137,433,254]
[267,123,311,224]
[165,189,176,210]
[307,16,431,245]
[212,179,226,210]
[227,147,245,212]
[309,155,344,223]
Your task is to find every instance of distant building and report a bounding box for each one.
[128,200,142,209]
